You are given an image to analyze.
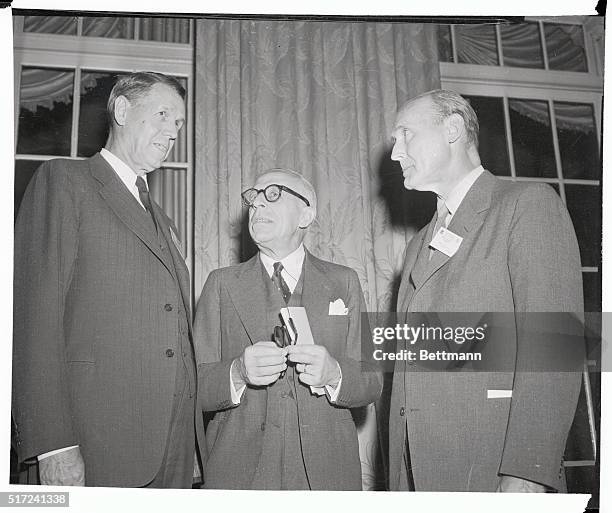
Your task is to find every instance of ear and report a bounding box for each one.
[445,113,465,144]
[112,95,130,126]
[298,206,316,229]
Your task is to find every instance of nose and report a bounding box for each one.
[390,140,403,162]
[163,120,179,140]
[252,191,267,209]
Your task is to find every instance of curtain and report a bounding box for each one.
[194,19,440,309]
[193,19,440,489]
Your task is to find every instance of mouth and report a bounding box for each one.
[251,217,273,225]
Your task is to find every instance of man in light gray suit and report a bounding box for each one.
[387,90,584,492]
[13,72,200,487]
[194,169,381,489]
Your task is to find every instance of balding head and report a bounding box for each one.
[245,168,317,259]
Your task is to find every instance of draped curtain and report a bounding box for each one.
[193,20,440,311]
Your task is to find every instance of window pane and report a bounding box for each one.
[508,99,556,178]
[564,185,601,268]
[463,95,510,176]
[554,102,599,180]
[17,67,74,156]
[23,15,77,35]
[78,72,126,157]
[544,23,588,72]
[500,22,544,69]
[15,160,44,218]
[455,24,499,66]
[82,16,136,39]
[437,24,453,62]
[583,271,601,313]
[138,17,190,44]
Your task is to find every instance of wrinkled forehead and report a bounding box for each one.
[139,83,185,111]
[254,172,307,197]
[394,96,435,128]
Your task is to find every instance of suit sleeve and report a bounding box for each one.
[332,269,383,409]
[12,162,80,462]
[498,184,585,489]
[193,270,236,412]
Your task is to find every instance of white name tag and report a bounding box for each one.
[430,227,463,257]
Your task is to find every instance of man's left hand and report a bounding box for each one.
[287,345,340,388]
[496,475,547,493]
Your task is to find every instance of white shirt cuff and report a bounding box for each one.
[38,446,79,461]
[229,360,246,404]
[325,363,343,402]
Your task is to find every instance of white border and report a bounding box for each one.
[0,2,605,513]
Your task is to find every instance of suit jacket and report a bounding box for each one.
[193,250,382,490]
[12,154,199,487]
[388,170,584,491]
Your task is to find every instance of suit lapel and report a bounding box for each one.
[225,255,270,344]
[409,170,497,301]
[89,154,175,276]
[153,202,192,320]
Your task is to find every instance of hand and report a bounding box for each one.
[286,344,341,388]
[496,475,547,493]
[233,341,288,387]
[38,446,85,486]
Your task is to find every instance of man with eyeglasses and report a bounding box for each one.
[193,169,381,490]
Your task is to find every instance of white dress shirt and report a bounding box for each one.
[438,165,485,226]
[100,148,148,210]
[230,244,342,403]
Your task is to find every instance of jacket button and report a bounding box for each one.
[166,349,175,357]
[260,422,266,431]
[164,304,173,312]
[400,407,405,416]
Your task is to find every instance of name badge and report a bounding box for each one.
[430,227,463,257]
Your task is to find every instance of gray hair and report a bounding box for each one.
[402,89,480,149]
[107,71,185,124]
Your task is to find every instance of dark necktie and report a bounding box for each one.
[272,262,292,304]
[135,176,157,231]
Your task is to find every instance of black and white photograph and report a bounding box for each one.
[2,1,607,512]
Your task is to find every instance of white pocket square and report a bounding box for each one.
[328,298,348,316]
[487,389,512,399]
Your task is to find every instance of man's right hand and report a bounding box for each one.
[233,341,287,388]
[38,446,85,486]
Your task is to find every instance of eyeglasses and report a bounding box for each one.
[241,184,311,207]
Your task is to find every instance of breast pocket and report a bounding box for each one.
[318,316,350,356]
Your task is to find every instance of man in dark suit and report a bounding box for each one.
[194,169,381,489]
[387,90,584,492]
[12,72,199,488]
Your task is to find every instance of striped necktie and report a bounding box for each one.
[272,262,292,304]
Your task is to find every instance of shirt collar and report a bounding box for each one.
[439,165,484,216]
[259,244,305,281]
[100,148,148,189]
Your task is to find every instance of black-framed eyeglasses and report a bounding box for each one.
[241,184,311,207]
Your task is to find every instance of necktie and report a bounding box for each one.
[429,201,449,259]
[135,176,157,231]
[272,262,292,304]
